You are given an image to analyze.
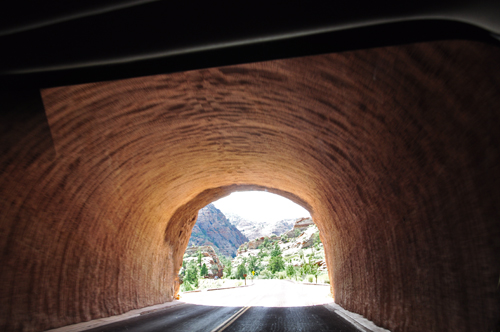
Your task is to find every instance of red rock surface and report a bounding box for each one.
[1,40,500,331]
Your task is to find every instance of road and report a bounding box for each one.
[83,280,359,332]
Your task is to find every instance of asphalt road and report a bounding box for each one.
[83,280,359,332]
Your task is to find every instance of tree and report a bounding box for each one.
[248,255,260,275]
[219,255,232,278]
[286,264,295,278]
[294,266,301,281]
[306,255,320,283]
[200,263,208,277]
[263,237,269,248]
[269,244,285,273]
[271,243,281,257]
[236,263,247,279]
[179,260,187,278]
[211,264,219,276]
[311,262,320,283]
[258,248,268,258]
[185,261,199,289]
[224,264,232,278]
[269,256,285,274]
[197,250,202,268]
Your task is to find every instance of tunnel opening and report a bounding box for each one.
[178,191,332,296]
[162,185,325,296]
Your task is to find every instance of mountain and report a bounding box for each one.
[187,204,248,257]
[225,213,299,240]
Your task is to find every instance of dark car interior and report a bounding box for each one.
[1,2,500,332]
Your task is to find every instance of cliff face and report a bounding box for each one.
[188,204,248,257]
[184,246,223,278]
[226,213,297,240]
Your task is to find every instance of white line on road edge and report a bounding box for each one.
[210,306,251,332]
[324,303,391,332]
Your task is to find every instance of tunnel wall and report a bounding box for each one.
[0,41,499,331]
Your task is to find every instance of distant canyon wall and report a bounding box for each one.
[226,213,296,240]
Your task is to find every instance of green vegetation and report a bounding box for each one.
[235,263,247,279]
[210,264,219,276]
[197,250,202,268]
[248,255,260,275]
[225,225,328,283]
[200,263,208,277]
[269,244,285,273]
[183,260,199,291]
[179,224,330,292]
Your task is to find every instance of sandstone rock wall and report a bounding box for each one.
[0,40,499,332]
[247,237,266,250]
[285,217,315,238]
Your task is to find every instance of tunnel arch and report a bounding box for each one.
[1,40,500,332]
[163,185,316,296]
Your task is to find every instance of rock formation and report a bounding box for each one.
[284,217,315,238]
[183,246,224,278]
[188,204,248,257]
[235,224,328,276]
[0,41,499,332]
[226,213,296,240]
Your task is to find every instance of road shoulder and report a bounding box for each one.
[44,300,186,332]
[324,303,391,332]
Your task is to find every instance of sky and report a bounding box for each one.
[212,191,310,223]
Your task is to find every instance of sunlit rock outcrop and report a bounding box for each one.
[183,245,224,278]
[227,213,296,240]
[0,40,499,332]
[188,204,247,257]
[284,217,315,238]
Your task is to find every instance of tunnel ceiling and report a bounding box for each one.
[1,40,500,332]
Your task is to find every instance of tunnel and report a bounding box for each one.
[1,39,500,332]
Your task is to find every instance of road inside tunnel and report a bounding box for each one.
[79,280,363,332]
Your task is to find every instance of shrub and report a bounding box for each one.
[183,281,194,292]
[200,263,208,277]
[259,269,273,279]
[286,264,295,278]
[307,275,314,283]
[235,263,247,279]
[277,271,286,279]
[184,261,199,288]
